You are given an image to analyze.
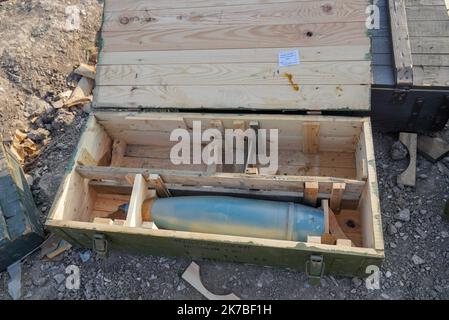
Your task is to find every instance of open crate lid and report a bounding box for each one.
[93,0,372,112]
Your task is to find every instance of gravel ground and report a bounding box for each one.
[1,0,449,300]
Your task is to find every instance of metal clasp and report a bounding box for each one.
[92,233,108,258]
[306,255,325,285]
[392,88,409,104]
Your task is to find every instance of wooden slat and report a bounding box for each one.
[94,85,371,111]
[148,174,172,198]
[105,0,370,12]
[413,66,449,86]
[389,0,414,86]
[406,0,446,6]
[97,61,371,86]
[93,194,130,212]
[75,165,366,199]
[412,55,449,67]
[110,140,127,166]
[406,5,449,20]
[330,182,346,212]
[336,239,352,247]
[125,174,150,227]
[408,20,449,37]
[101,22,369,52]
[358,120,384,250]
[277,166,356,179]
[411,37,449,54]
[117,156,356,179]
[303,123,320,153]
[99,46,370,65]
[355,130,368,181]
[303,182,319,207]
[124,147,356,169]
[103,1,368,31]
[397,132,417,187]
[99,133,358,153]
[96,112,364,137]
[417,136,449,162]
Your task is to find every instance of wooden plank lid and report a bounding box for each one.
[94,0,372,112]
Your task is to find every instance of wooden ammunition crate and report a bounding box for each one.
[1,143,44,271]
[371,0,449,133]
[46,0,384,278]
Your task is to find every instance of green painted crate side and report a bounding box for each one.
[48,224,384,278]
[1,144,44,237]
[0,143,44,271]
[0,205,9,244]
[0,232,44,270]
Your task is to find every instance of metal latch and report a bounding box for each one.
[392,88,409,104]
[306,255,325,285]
[92,233,109,258]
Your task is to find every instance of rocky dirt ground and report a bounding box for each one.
[1,0,449,301]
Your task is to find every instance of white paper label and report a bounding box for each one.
[278,50,300,67]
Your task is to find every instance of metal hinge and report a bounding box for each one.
[306,255,325,285]
[92,233,109,258]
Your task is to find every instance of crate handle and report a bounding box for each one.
[306,255,325,286]
[92,233,109,258]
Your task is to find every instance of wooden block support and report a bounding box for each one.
[182,262,240,300]
[336,239,352,247]
[322,199,330,234]
[321,233,337,245]
[245,167,259,175]
[148,174,172,198]
[209,119,224,131]
[303,123,320,154]
[330,183,346,213]
[328,206,354,246]
[76,148,98,166]
[320,199,332,244]
[417,136,449,163]
[93,218,114,225]
[233,120,246,130]
[244,121,259,174]
[141,221,158,230]
[125,174,149,228]
[389,0,413,86]
[397,132,417,187]
[307,236,322,244]
[125,173,135,185]
[304,182,319,207]
[355,129,368,181]
[113,219,126,226]
[110,139,126,167]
